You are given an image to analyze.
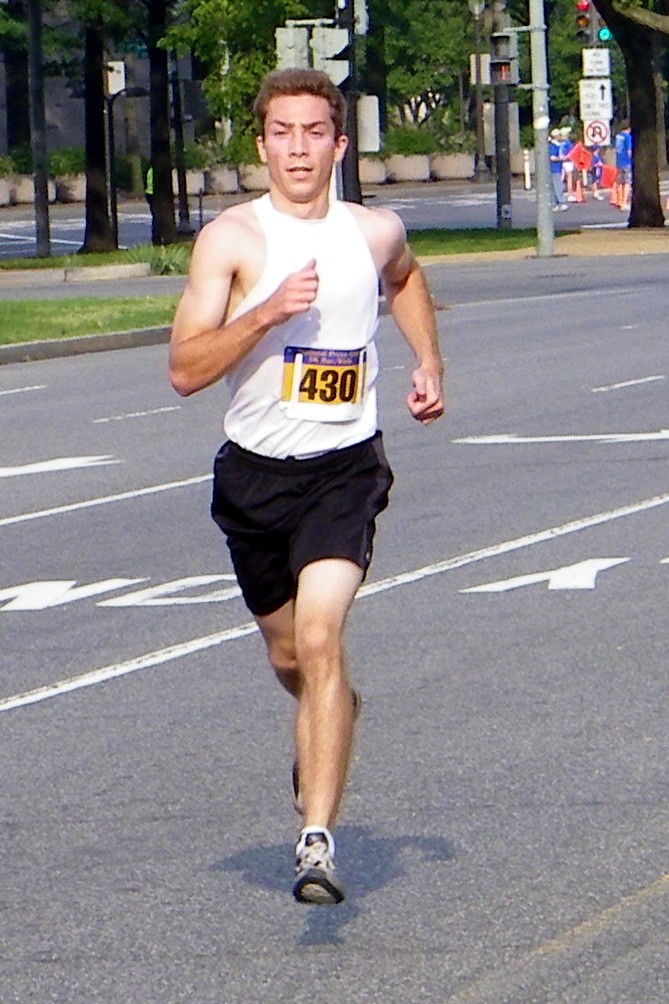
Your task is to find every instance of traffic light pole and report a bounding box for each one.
[491,0,512,230]
[338,0,362,204]
[528,0,554,257]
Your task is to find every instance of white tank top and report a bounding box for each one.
[223,194,380,459]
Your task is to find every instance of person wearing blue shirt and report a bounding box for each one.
[549,128,567,211]
[614,121,633,211]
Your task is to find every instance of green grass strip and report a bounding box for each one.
[0,296,179,345]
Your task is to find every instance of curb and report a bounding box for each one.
[0,325,169,366]
[0,262,151,286]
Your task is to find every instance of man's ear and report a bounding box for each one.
[256,135,267,164]
[334,134,349,164]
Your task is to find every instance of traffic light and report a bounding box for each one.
[489,30,519,86]
[310,26,350,86]
[597,17,613,42]
[575,0,593,43]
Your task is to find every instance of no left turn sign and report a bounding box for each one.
[584,118,611,146]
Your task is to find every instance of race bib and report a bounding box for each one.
[280,346,367,423]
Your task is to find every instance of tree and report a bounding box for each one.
[167,0,304,144]
[367,0,470,136]
[591,0,666,227]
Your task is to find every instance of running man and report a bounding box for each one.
[169,68,444,905]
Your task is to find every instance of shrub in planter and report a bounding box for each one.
[49,147,86,177]
[382,127,440,157]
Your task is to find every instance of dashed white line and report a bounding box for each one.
[93,406,181,424]
[591,375,665,393]
[0,384,46,397]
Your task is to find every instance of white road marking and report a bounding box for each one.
[93,406,181,424]
[591,376,665,393]
[99,575,241,607]
[3,491,669,712]
[0,384,46,398]
[0,578,146,611]
[454,430,669,445]
[0,455,118,478]
[0,474,211,528]
[460,558,629,593]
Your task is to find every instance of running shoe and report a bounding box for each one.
[291,688,362,814]
[293,827,345,905]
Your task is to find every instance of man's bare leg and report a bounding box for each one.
[257,558,362,828]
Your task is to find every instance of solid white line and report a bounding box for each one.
[0,384,46,397]
[3,490,669,713]
[591,375,665,393]
[0,474,211,528]
[0,622,259,711]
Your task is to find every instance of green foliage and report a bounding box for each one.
[126,243,192,275]
[10,146,33,174]
[166,0,304,138]
[182,143,210,169]
[383,127,440,156]
[0,154,15,178]
[48,147,86,176]
[370,0,471,127]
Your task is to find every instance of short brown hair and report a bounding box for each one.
[253,68,347,138]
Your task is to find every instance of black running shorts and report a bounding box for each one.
[210,432,394,617]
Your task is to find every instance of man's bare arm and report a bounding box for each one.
[169,219,318,397]
[382,224,444,425]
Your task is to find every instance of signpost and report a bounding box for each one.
[579,77,612,122]
[580,48,611,146]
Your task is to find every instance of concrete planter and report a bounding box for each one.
[55,173,86,202]
[239,163,270,192]
[359,157,387,185]
[172,169,206,196]
[385,154,431,183]
[430,152,475,181]
[205,166,239,195]
[10,174,56,204]
[0,178,11,206]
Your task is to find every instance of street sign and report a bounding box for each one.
[579,77,612,120]
[583,118,611,146]
[582,47,610,77]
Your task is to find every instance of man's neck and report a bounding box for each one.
[268,189,331,220]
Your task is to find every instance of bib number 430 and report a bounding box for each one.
[299,366,358,404]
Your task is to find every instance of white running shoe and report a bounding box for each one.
[293,827,345,905]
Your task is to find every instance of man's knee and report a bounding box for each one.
[296,619,343,675]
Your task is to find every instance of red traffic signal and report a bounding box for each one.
[575,0,592,42]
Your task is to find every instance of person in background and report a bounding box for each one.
[560,127,576,202]
[589,145,605,200]
[549,128,567,211]
[614,121,633,212]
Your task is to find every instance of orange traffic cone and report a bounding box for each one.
[574,175,585,202]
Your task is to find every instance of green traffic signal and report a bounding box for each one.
[598,24,612,42]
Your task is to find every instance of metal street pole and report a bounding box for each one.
[528,0,554,256]
[468,0,488,180]
[339,0,362,204]
[171,55,194,237]
[26,0,50,257]
[491,0,512,229]
[105,93,120,248]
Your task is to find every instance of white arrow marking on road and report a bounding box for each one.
[0,579,147,611]
[99,575,241,606]
[461,558,629,593]
[3,493,669,711]
[0,455,118,478]
[454,431,669,445]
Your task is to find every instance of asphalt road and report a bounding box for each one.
[1,254,668,1002]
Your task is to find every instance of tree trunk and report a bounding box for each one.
[80,25,114,253]
[595,0,664,228]
[147,0,177,246]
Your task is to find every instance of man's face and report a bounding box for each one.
[256,93,348,208]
